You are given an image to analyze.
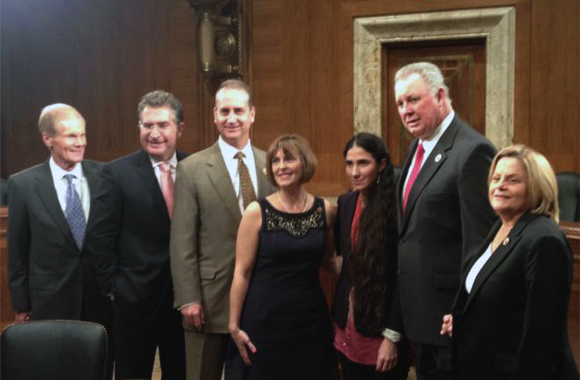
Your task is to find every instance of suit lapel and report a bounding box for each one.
[82,161,100,199]
[253,147,271,199]
[134,150,169,222]
[206,144,242,222]
[34,160,77,247]
[341,192,358,254]
[397,141,415,219]
[400,119,460,231]
[461,213,534,313]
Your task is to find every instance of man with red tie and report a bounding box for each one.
[86,91,187,380]
[394,62,496,380]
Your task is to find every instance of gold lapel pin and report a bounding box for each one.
[502,237,510,246]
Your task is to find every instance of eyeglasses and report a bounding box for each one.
[138,122,175,133]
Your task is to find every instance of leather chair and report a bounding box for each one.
[556,172,580,222]
[1,320,108,380]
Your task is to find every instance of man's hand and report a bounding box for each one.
[15,311,32,322]
[440,314,453,337]
[181,303,205,330]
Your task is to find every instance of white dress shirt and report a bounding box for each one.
[403,110,455,197]
[49,157,90,222]
[465,243,493,294]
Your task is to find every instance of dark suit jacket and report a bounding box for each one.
[397,115,497,346]
[7,159,103,320]
[86,149,188,324]
[452,212,578,380]
[331,191,402,336]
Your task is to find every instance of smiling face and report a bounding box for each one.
[489,157,530,222]
[139,106,183,162]
[395,73,447,140]
[43,115,86,171]
[271,148,303,188]
[214,88,255,149]
[345,145,386,196]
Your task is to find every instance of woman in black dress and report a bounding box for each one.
[332,132,410,380]
[227,134,339,380]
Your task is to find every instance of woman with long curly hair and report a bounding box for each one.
[332,132,410,380]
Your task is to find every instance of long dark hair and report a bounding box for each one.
[343,132,398,332]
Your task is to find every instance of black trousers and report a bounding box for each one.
[81,273,113,380]
[416,343,453,380]
[111,290,186,380]
[337,345,410,380]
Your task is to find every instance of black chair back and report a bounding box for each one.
[1,320,108,380]
[556,172,580,222]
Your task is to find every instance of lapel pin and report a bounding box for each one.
[435,154,442,163]
[502,237,510,246]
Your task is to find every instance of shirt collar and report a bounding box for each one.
[149,152,178,168]
[218,135,252,159]
[49,157,83,180]
[419,110,455,151]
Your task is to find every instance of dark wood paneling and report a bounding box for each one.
[0,0,203,178]
[528,0,580,172]
[250,0,579,199]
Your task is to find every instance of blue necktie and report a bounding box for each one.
[64,174,86,249]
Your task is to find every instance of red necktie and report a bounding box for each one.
[403,143,425,211]
[159,162,174,219]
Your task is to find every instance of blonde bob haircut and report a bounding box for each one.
[266,134,318,187]
[488,144,559,223]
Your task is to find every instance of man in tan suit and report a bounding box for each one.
[170,79,275,380]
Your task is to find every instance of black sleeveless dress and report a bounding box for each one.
[225,197,338,380]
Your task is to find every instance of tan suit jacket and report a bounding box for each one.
[170,142,274,333]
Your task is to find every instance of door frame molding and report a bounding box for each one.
[353,7,515,149]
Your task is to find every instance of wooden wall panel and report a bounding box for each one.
[250,0,579,198]
[528,0,580,172]
[0,0,202,178]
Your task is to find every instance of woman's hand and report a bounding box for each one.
[230,327,257,365]
[440,314,453,337]
[376,337,398,372]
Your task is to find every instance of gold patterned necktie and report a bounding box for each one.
[235,151,257,210]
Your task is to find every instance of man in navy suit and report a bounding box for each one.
[8,104,106,324]
[394,62,497,380]
[86,91,187,380]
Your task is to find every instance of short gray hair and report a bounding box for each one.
[138,90,184,124]
[395,62,449,98]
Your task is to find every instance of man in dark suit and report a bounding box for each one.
[8,104,106,325]
[394,62,497,380]
[86,91,187,380]
[170,79,275,380]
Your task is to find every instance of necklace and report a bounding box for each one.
[277,191,309,213]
